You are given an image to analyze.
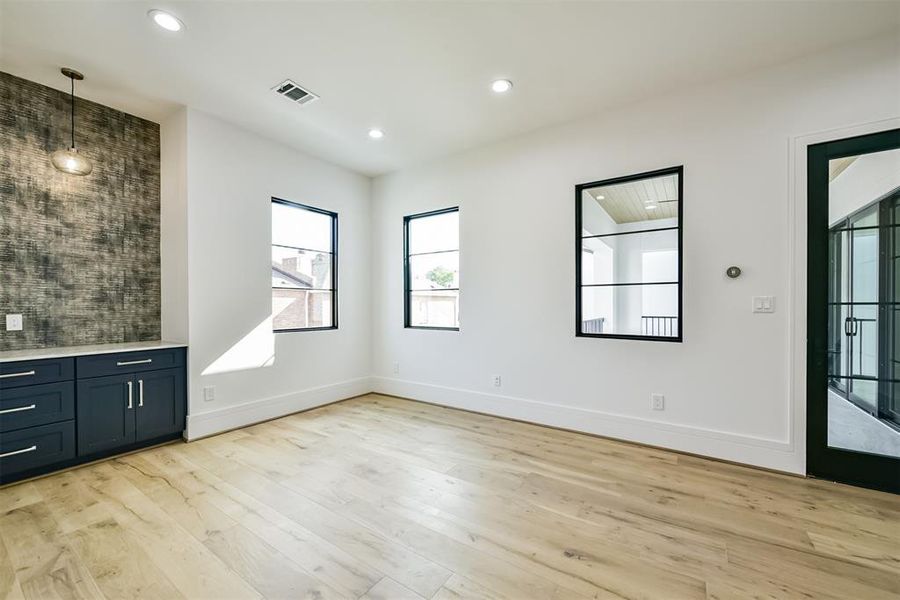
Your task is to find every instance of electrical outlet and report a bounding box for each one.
[203,386,216,402]
[752,296,775,313]
[650,393,665,411]
[492,375,502,387]
[5,314,23,331]
[392,362,400,375]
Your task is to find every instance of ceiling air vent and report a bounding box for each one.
[272,79,319,106]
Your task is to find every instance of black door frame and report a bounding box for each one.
[807,127,900,494]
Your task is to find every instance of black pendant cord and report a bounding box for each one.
[70,76,76,150]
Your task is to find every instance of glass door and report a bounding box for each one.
[809,128,900,494]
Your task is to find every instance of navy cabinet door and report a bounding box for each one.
[77,374,136,456]
[135,368,185,442]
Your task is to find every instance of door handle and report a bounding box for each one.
[0,445,37,459]
[138,379,144,407]
[0,404,36,415]
[127,380,133,409]
[0,370,36,380]
[117,358,152,366]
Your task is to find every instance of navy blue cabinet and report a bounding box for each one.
[0,345,186,484]
[136,368,185,442]
[0,422,75,480]
[0,381,74,432]
[77,373,136,456]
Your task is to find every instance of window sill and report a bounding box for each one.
[576,332,682,343]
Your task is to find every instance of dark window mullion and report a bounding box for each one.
[581,281,679,288]
[408,248,460,258]
[272,243,334,255]
[581,226,679,240]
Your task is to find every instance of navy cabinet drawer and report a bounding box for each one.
[0,358,74,389]
[0,421,75,481]
[0,381,75,432]
[76,348,185,378]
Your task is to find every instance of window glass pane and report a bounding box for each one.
[581,284,678,337]
[851,227,879,303]
[272,247,332,290]
[409,251,459,290]
[581,172,679,237]
[410,289,459,328]
[272,202,332,250]
[850,205,878,228]
[408,211,459,254]
[582,229,678,285]
[273,289,333,330]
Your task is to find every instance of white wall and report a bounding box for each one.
[178,109,372,439]
[370,35,900,474]
[159,108,189,344]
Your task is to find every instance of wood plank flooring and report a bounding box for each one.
[1,394,898,599]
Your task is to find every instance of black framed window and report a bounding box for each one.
[575,166,683,341]
[404,207,459,330]
[271,198,337,332]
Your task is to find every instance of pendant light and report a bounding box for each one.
[50,68,93,176]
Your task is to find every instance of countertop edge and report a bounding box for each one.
[0,341,188,363]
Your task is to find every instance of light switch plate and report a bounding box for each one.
[752,296,775,313]
[5,314,23,331]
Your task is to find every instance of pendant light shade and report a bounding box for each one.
[50,147,93,176]
[51,67,94,176]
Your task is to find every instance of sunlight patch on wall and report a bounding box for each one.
[202,317,275,375]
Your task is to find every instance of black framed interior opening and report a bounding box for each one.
[808,127,900,494]
[403,207,460,330]
[575,166,683,342]
[271,198,338,332]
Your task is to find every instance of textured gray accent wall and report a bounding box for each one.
[0,71,161,351]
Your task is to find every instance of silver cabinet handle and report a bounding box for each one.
[0,445,37,459]
[117,358,152,366]
[0,370,36,380]
[138,379,144,407]
[0,404,36,415]
[127,380,133,409]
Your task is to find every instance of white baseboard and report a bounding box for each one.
[185,376,373,440]
[185,374,803,474]
[372,376,803,474]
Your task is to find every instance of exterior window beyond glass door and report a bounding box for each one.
[271,199,337,331]
[404,208,460,329]
[576,167,683,341]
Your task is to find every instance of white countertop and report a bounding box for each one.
[0,341,187,363]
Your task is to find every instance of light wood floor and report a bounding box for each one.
[1,394,898,600]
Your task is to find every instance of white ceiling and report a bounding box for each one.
[1,1,897,176]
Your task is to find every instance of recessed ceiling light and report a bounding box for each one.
[646,204,658,210]
[491,79,513,93]
[595,194,605,200]
[148,9,184,32]
[368,128,384,139]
